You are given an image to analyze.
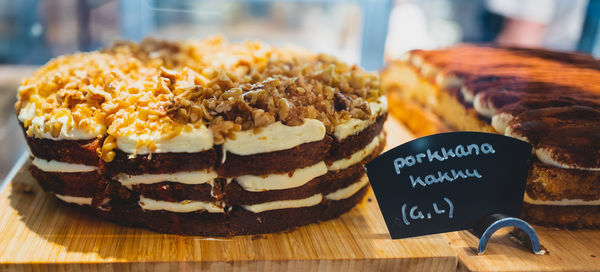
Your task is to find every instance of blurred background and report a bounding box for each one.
[0,0,600,182]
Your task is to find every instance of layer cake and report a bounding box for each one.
[16,37,388,236]
[382,45,600,228]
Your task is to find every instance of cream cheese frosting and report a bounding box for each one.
[20,103,104,140]
[333,96,388,140]
[55,194,93,205]
[32,157,98,172]
[235,162,327,192]
[138,196,225,213]
[223,118,325,155]
[325,175,369,200]
[328,132,384,171]
[54,194,110,206]
[115,169,219,188]
[115,124,214,155]
[241,193,323,213]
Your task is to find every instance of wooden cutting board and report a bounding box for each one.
[0,120,458,272]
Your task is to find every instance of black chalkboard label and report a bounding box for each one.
[365,132,532,239]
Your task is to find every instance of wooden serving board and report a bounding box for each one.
[0,120,458,272]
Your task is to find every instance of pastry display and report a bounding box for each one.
[16,37,387,236]
[382,45,600,228]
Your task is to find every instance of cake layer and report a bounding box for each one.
[24,133,102,166]
[57,179,369,236]
[30,165,107,200]
[217,137,331,177]
[522,203,600,229]
[526,162,600,202]
[107,149,217,175]
[133,182,220,202]
[225,162,366,206]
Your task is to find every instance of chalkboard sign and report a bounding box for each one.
[365,132,532,239]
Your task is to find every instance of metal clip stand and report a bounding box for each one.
[470,214,544,255]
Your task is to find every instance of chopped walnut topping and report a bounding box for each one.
[16,37,384,160]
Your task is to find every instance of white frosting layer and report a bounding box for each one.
[20,103,103,140]
[54,194,110,206]
[17,102,36,122]
[235,162,327,192]
[32,157,98,173]
[370,95,388,116]
[328,133,384,171]
[325,175,369,200]
[223,119,325,156]
[334,96,387,140]
[55,194,93,205]
[115,169,219,188]
[116,124,213,155]
[535,148,600,171]
[242,193,323,213]
[523,193,600,206]
[334,118,370,141]
[138,196,225,213]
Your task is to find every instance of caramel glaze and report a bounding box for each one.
[411,45,600,169]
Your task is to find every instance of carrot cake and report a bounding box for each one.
[16,37,387,236]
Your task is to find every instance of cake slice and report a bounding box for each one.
[382,45,600,228]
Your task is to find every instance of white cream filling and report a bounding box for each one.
[138,196,225,213]
[235,162,327,192]
[535,148,600,171]
[325,175,369,200]
[328,133,384,171]
[54,194,110,206]
[114,169,219,188]
[115,124,213,155]
[55,194,93,205]
[333,96,388,140]
[17,102,36,123]
[29,114,103,140]
[242,193,323,213]
[523,193,600,206]
[334,118,371,141]
[223,119,325,156]
[32,157,98,173]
